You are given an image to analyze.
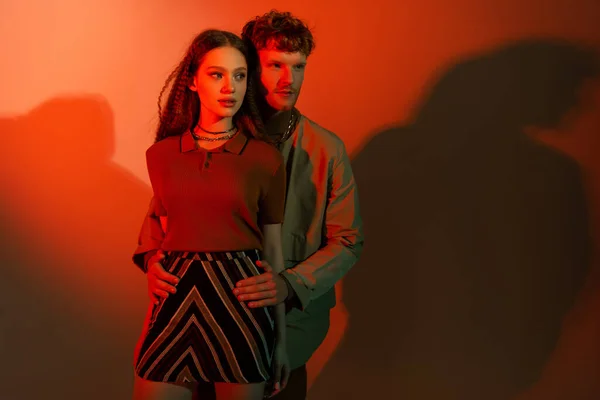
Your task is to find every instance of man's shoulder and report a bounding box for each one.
[299,114,345,154]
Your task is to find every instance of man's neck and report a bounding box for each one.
[264,109,294,136]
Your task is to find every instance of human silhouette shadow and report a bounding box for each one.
[0,95,153,399]
[309,40,599,400]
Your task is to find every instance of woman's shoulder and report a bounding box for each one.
[146,135,180,158]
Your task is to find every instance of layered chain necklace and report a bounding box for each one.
[270,109,299,148]
[191,125,237,142]
[191,109,300,145]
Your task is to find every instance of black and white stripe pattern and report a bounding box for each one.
[135,250,275,385]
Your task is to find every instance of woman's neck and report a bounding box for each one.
[197,115,234,134]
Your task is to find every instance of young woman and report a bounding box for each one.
[132,29,288,400]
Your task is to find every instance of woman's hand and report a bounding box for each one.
[267,340,291,397]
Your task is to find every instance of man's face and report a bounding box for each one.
[257,46,307,111]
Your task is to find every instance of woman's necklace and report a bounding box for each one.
[192,125,237,142]
[198,125,236,135]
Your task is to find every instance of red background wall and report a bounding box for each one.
[0,1,599,399]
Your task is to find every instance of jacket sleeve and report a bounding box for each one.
[132,195,167,272]
[132,147,167,272]
[282,143,364,310]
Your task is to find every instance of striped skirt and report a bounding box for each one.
[134,250,275,386]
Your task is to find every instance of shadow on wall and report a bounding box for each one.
[309,39,600,400]
[0,95,152,400]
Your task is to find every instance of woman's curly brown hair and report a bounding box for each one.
[154,29,264,143]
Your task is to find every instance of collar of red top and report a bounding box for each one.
[180,130,248,154]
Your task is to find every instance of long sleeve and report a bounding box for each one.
[132,195,167,272]
[282,144,364,310]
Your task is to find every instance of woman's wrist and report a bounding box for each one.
[275,303,286,342]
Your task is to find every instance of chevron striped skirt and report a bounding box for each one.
[134,250,275,386]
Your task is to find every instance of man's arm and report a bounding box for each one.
[282,143,363,310]
[235,143,364,310]
[133,195,179,304]
[133,195,167,272]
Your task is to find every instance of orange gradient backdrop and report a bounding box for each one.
[1,1,599,399]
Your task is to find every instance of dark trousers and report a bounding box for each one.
[192,365,307,400]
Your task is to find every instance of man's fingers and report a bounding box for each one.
[152,249,166,261]
[148,261,165,274]
[150,293,160,305]
[146,252,177,303]
[149,265,179,287]
[234,281,275,294]
[235,272,273,288]
[162,272,180,285]
[148,252,166,268]
[237,274,271,287]
[237,290,276,301]
[156,280,177,294]
[152,266,180,285]
[248,298,277,308]
[256,260,273,272]
[153,289,170,299]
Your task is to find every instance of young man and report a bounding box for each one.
[231,10,363,399]
[136,11,363,399]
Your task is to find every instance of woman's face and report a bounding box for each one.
[190,46,247,122]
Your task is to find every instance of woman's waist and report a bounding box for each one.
[164,249,261,263]
[162,230,263,252]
